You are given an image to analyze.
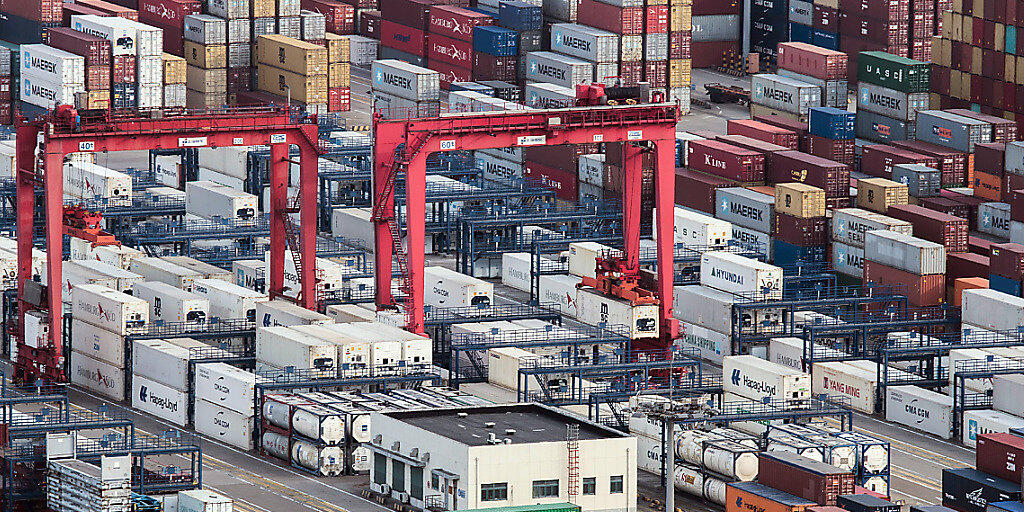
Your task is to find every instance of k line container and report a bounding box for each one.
[688,140,765,182]
[700,251,783,299]
[751,74,822,115]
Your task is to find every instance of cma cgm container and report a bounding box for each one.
[767,151,849,199]
[700,251,783,299]
[857,82,929,122]
[942,468,1021,512]
[727,119,799,149]
[776,41,847,80]
[915,110,992,153]
[523,51,592,88]
[751,74,822,115]
[858,51,930,94]
[885,385,953,439]
[687,140,765,182]
[370,59,440,102]
[976,433,1024,483]
[886,204,968,253]
[725,482,816,512]
[758,451,855,505]
[722,355,811,405]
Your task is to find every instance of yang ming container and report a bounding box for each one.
[716,187,774,232]
[751,73,821,115]
[758,451,855,505]
[550,23,620,63]
[857,82,929,122]
[523,51,592,88]
[915,110,992,153]
[688,140,765,182]
[370,59,440,102]
[864,230,945,275]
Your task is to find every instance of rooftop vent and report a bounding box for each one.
[457,412,468,418]
[484,422,496,428]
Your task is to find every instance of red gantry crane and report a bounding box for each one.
[14,105,323,384]
[372,104,681,353]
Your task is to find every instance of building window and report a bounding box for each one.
[431,474,439,490]
[480,483,508,502]
[392,459,406,492]
[610,475,624,494]
[373,454,387,485]
[411,467,423,500]
[532,479,559,498]
[583,477,596,495]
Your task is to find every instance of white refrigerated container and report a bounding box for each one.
[292,324,370,376]
[501,252,532,292]
[678,322,729,364]
[232,259,265,292]
[130,258,203,291]
[962,288,1024,332]
[63,161,133,205]
[256,326,336,373]
[194,399,254,450]
[185,180,258,222]
[659,207,732,246]
[256,299,332,327]
[962,409,1024,447]
[71,319,126,366]
[567,241,613,280]
[132,373,189,426]
[191,278,267,322]
[325,304,376,323]
[538,274,583,318]
[70,350,125,400]
[700,251,783,299]
[71,284,149,334]
[177,490,233,512]
[133,281,209,325]
[61,259,143,296]
[487,346,536,390]
[162,256,233,281]
[722,355,810,405]
[811,361,878,413]
[577,287,659,339]
[194,362,256,415]
[132,339,192,391]
[424,266,492,308]
[885,385,952,439]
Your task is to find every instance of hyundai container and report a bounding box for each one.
[72,283,148,334]
[915,110,992,153]
[759,451,855,505]
[723,355,810,405]
[523,51,592,88]
[71,350,125,400]
[716,188,774,232]
[700,251,783,299]
[751,74,821,115]
[257,299,331,327]
[132,372,188,426]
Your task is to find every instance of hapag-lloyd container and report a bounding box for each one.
[758,451,855,506]
[716,188,774,232]
[915,110,992,153]
[776,41,847,80]
[701,251,783,298]
[429,5,492,42]
[864,230,945,275]
[885,385,953,439]
[723,355,810,405]
[751,74,821,115]
[132,373,188,426]
[524,51,592,88]
[725,482,816,512]
[831,208,912,248]
[550,23,619,63]
[371,59,440,102]
[857,82,928,122]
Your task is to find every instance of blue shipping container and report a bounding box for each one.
[989,274,1022,297]
[1008,26,1017,55]
[809,107,856,139]
[473,26,518,57]
[0,13,58,45]
[498,0,542,31]
[812,28,839,50]
[449,82,495,95]
[790,22,813,43]
[773,240,828,267]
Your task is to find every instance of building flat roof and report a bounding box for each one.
[384,403,623,446]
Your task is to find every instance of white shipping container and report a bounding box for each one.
[716,188,774,233]
[549,23,619,63]
[71,319,126,367]
[961,288,1024,331]
[163,83,186,107]
[578,154,605,187]
[812,361,881,413]
[371,59,440,102]
[832,208,913,248]
[424,266,493,308]
[751,73,822,115]
[678,321,729,363]
[474,151,523,182]
[132,373,189,426]
[330,207,374,252]
[20,44,84,85]
[524,51,593,88]
[70,15,136,56]
[768,337,849,371]
[177,490,233,512]
[524,82,577,109]
[185,180,258,222]
[538,274,583,318]
[133,339,191,391]
[864,230,946,275]
[722,355,810,405]
[71,284,149,334]
[577,287,659,339]
[979,202,1012,238]
[885,385,952,439]
[487,346,535,390]
[194,362,256,415]
[501,253,532,292]
[673,285,734,334]
[256,325,336,373]
[700,251,783,299]
[197,146,253,181]
[568,241,613,280]
[65,259,141,294]
[256,299,331,327]
[657,207,732,246]
[71,350,125,401]
[130,257,202,290]
[133,281,209,325]
[191,279,267,322]
[63,161,132,205]
[194,399,254,450]
[832,243,865,278]
[962,409,1024,447]
[184,14,227,44]
[993,373,1024,417]
[138,56,162,85]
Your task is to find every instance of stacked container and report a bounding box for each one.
[863,230,946,306]
[831,208,913,279]
[887,204,968,253]
[750,73,822,123]
[370,59,440,119]
[807,106,854,166]
[427,6,489,86]
[0,48,10,124]
[856,178,909,214]
[854,52,930,142]
[777,42,848,108]
[988,243,1024,297]
[378,0,430,65]
[19,44,85,109]
[184,14,228,107]
[860,145,938,179]
[773,182,827,266]
[69,284,150,401]
[551,23,620,84]
[256,35,328,113]
[162,52,187,107]
[497,1,541,79]
[138,0,201,55]
[322,33,350,110]
[47,458,131,512]
[46,28,112,110]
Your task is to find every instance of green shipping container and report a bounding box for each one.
[857,51,931,94]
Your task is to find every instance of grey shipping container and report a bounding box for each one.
[278,16,301,38]
[789,0,812,25]
[371,59,440,102]
[645,33,668,61]
[776,69,845,108]
[184,15,227,45]
[524,82,576,108]
[524,51,592,88]
[228,18,250,43]
[716,187,774,232]
[300,10,326,40]
[856,110,916,143]
[208,0,249,19]
[751,73,821,115]
[372,91,440,119]
[692,15,741,42]
[891,163,940,197]
[550,23,619,63]
[857,82,929,122]
[228,43,250,68]
[543,0,578,22]
[252,17,276,37]
[915,110,992,152]
[864,230,946,275]
[594,62,618,83]
[621,35,643,62]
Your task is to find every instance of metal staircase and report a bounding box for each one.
[283,195,313,303]
[567,424,580,500]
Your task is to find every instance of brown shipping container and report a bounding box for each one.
[807,135,854,166]
[256,35,329,75]
[753,115,810,151]
[974,142,1006,178]
[359,10,381,38]
[725,482,817,512]
[578,0,644,34]
[887,204,969,253]
[524,145,586,174]
[970,235,994,255]
[46,27,112,66]
[768,151,850,198]
[184,41,227,68]
[186,65,227,93]
[256,64,327,103]
[1003,173,1024,205]
[76,0,138,19]
[890,139,968,186]
[941,189,987,229]
[85,65,111,90]
[687,140,765,182]
[757,452,856,506]
[62,3,107,25]
[947,252,990,280]
[163,53,187,84]
[727,119,799,149]
[976,433,1024,483]
[676,169,734,213]
[1013,190,1024,222]
[774,213,828,246]
[0,0,61,22]
[948,108,1018,142]
[378,0,432,30]
[860,145,939,179]
[864,260,946,306]
[990,243,1024,280]
[112,55,136,83]
[716,134,791,155]
[776,41,847,80]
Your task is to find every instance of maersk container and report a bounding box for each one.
[133,280,209,326]
[669,207,732,246]
[577,287,659,339]
[550,23,619,63]
[191,278,267,322]
[194,362,256,415]
[424,266,492,308]
[723,355,810,405]
[20,71,82,109]
[133,339,191,391]
[370,59,440,102]
[716,188,774,232]
[132,372,189,426]
[130,257,202,290]
[63,161,132,205]
[831,242,863,277]
[856,110,915,143]
[524,82,576,108]
[700,251,783,299]
[979,202,1012,239]
[751,74,821,115]
[524,51,592,88]
[915,110,992,153]
[21,44,85,85]
[857,82,929,122]
[962,289,1024,332]
[864,230,945,275]
[808,107,855,140]
[962,410,1024,448]
[776,69,846,108]
[185,180,257,222]
[832,208,912,248]
[184,14,226,44]
[257,299,331,327]
[72,283,149,334]
[858,51,930,94]
[731,225,772,259]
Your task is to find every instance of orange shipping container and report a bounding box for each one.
[973,171,1002,201]
[726,482,817,512]
[953,277,988,306]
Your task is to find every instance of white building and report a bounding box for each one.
[367,404,637,512]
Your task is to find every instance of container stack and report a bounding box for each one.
[378,0,429,65]
[162,53,187,107]
[46,28,112,111]
[838,0,909,72]
[943,433,1024,512]
[370,59,440,119]
[667,0,691,107]
[863,230,946,306]
[278,0,301,38]
[67,15,137,109]
[642,0,668,93]
[301,0,355,36]
[0,48,10,124]
[860,145,938,179]
[131,339,195,427]
[550,23,619,86]
[19,43,85,110]
[128,19,165,108]
[855,178,909,215]
[887,204,968,253]
[987,243,1024,297]
[184,15,228,107]
[748,0,787,68]
[69,284,150,401]
[807,106,854,166]
[691,11,737,69]
[427,6,489,86]
[758,451,855,506]
[323,34,350,111]
[47,457,132,512]
[777,42,847,109]
[750,73,822,123]
[138,0,201,55]
[194,361,258,452]
[256,35,328,113]
[773,182,827,266]
[473,25,518,85]
[854,52,931,143]
[498,1,542,76]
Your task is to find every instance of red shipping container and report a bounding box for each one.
[645,5,668,33]
[807,135,854,166]
[974,142,1006,177]
[976,433,1024,484]
[691,41,738,68]
[379,0,432,30]
[941,188,987,229]
[578,0,643,34]
[47,27,112,66]
[429,59,472,88]
[619,61,644,85]
[752,115,810,149]
[838,11,908,46]
[0,76,10,100]
[669,30,691,59]
[727,119,798,149]
[891,139,968,186]
[381,20,427,56]
[61,2,108,25]
[359,10,382,38]
[687,140,765,182]
[1013,189,1024,222]
[302,0,356,34]
[76,0,138,19]
[887,204,969,253]
[472,52,516,81]
[776,42,847,80]
[774,213,828,246]
[846,0,908,20]
[138,0,198,26]
[948,108,1019,142]
[426,33,473,68]
[524,160,578,201]
[112,55,136,83]
[0,0,61,22]
[758,452,856,506]
[336,0,376,9]
[694,0,740,14]
[328,87,351,111]
[813,4,837,31]
[768,150,850,198]
[644,60,666,87]
[428,5,492,42]
[990,243,1024,280]
[1004,174,1024,206]
[947,252,990,280]
[860,145,938,179]
[675,169,734,213]
[85,65,111,90]
[919,196,972,225]
[864,260,945,306]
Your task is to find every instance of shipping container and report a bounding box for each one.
[688,140,765,182]
[858,51,930,94]
[256,34,327,75]
[808,107,854,140]
[777,41,847,80]
[701,250,782,298]
[194,399,253,450]
[133,280,208,325]
[72,283,149,334]
[194,361,256,414]
[836,495,900,512]
[727,119,798,149]
[768,151,849,198]
[947,109,1017,143]
[861,145,937,179]
[979,203,1012,239]
[812,361,879,413]
[523,51,592,88]
[722,355,810,405]
[184,14,226,44]
[577,0,643,34]
[886,204,968,253]
[725,481,817,512]
[884,385,953,439]
[716,187,774,232]
[863,230,945,275]
[70,350,125,400]
[943,468,1021,512]
[915,110,992,153]
[857,82,929,122]
[550,23,619,63]
[758,451,855,505]
[577,287,659,339]
[857,178,908,214]
[751,74,822,115]
[46,27,111,66]
[856,110,915,143]
[70,319,126,366]
[370,58,439,101]
[863,260,945,306]
[891,163,940,197]
[775,183,825,218]
[668,207,732,246]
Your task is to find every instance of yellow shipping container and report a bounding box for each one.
[857,178,909,214]
[670,4,691,31]
[774,183,825,218]
[952,0,961,13]
[256,63,328,104]
[187,89,227,108]
[256,35,328,76]
[162,53,187,84]
[964,16,973,45]
[251,0,274,17]
[329,62,350,88]
[184,41,227,69]
[669,58,691,87]
[186,65,227,94]
[324,33,350,63]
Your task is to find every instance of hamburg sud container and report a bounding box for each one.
[524,51,592,88]
[858,51,931,94]
[700,251,783,299]
[856,110,915,143]
[758,451,855,506]
[722,355,809,405]
[864,230,946,275]
[727,119,799,149]
[72,283,149,335]
[550,23,619,63]
[885,384,953,439]
[915,110,993,153]
[751,74,821,115]
[857,82,929,122]
[886,204,968,253]
[687,140,765,182]
[716,188,774,232]
[976,433,1024,483]
[942,468,1022,512]
[429,5,492,42]
[725,481,817,512]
